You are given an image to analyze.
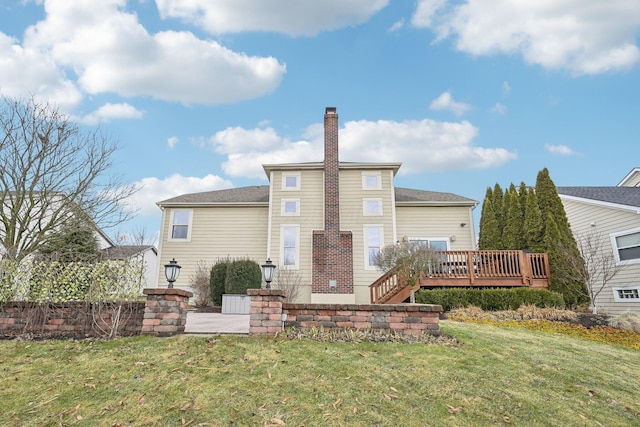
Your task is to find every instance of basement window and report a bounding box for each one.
[613,287,640,302]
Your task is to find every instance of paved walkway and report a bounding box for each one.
[184,312,250,335]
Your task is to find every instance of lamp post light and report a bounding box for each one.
[261,258,276,289]
[164,258,181,288]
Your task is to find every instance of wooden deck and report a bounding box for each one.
[370,250,550,304]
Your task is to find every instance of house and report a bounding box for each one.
[101,245,159,288]
[156,107,479,304]
[557,167,640,315]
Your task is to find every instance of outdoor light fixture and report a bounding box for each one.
[261,258,276,289]
[164,258,181,288]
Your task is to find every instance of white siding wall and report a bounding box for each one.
[562,198,640,315]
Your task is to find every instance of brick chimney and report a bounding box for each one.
[312,107,353,295]
[324,107,339,234]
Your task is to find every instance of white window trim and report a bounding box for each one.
[610,226,640,265]
[362,171,382,190]
[612,286,640,302]
[280,224,300,270]
[407,237,450,251]
[282,172,301,191]
[168,209,193,242]
[363,198,383,216]
[364,225,384,270]
[281,199,300,216]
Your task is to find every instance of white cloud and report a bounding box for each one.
[207,116,516,179]
[545,144,578,156]
[429,91,471,116]
[167,136,179,149]
[126,174,234,216]
[502,81,511,96]
[412,0,640,75]
[389,19,405,32]
[77,102,144,125]
[0,0,286,108]
[491,102,507,114]
[156,0,389,37]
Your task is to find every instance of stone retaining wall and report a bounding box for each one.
[248,289,442,336]
[0,301,145,338]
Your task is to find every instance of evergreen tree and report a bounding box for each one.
[492,183,505,233]
[478,197,502,249]
[523,188,544,252]
[536,169,589,307]
[38,214,100,262]
[518,181,528,220]
[503,188,525,249]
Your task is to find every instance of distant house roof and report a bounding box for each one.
[158,185,477,207]
[102,245,157,259]
[557,186,640,211]
[618,167,640,187]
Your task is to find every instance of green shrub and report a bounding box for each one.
[209,259,230,306]
[224,259,262,294]
[415,287,565,311]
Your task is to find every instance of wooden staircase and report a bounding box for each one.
[369,268,419,304]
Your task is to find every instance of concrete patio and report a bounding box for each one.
[184,312,250,335]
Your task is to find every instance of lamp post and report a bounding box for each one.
[261,258,276,289]
[164,258,181,288]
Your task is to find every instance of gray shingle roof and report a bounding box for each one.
[394,187,477,204]
[101,245,157,259]
[158,186,270,205]
[557,186,640,208]
[158,185,476,206]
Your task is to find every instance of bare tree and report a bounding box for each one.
[272,268,303,302]
[189,260,212,306]
[562,231,628,314]
[114,226,156,246]
[0,95,138,261]
[374,240,439,303]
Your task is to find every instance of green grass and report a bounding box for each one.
[1,321,639,426]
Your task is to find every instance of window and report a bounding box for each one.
[281,225,300,269]
[409,238,449,251]
[281,199,300,216]
[362,172,381,190]
[613,287,640,302]
[365,226,383,269]
[363,198,383,216]
[282,173,301,191]
[170,210,192,241]
[611,228,640,264]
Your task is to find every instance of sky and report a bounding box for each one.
[1,0,639,245]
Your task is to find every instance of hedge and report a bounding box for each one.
[224,259,262,294]
[209,259,230,306]
[415,287,565,311]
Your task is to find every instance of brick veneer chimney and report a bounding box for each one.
[312,107,354,294]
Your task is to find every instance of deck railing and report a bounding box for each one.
[369,250,550,304]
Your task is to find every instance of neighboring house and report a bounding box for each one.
[558,167,640,316]
[156,107,479,304]
[101,245,159,288]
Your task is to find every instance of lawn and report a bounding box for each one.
[1,321,638,426]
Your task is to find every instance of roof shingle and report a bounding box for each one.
[557,186,640,208]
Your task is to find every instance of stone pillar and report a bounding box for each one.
[247,289,285,336]
[142,288,193,337]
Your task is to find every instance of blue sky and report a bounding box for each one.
[1,1,639,244]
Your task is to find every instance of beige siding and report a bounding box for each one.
[396,206,476,250]
[157,206,268,294]
[619,170,640,187]
[562,198,640,315]
[339,169,396,303]
[269,169,324,302]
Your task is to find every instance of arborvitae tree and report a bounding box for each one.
[503,188,525,249]
[518,181,528,219]
[492,183,505,232]
[478,197,502,250]
[523,188,544,252]
[536,168,589,307]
